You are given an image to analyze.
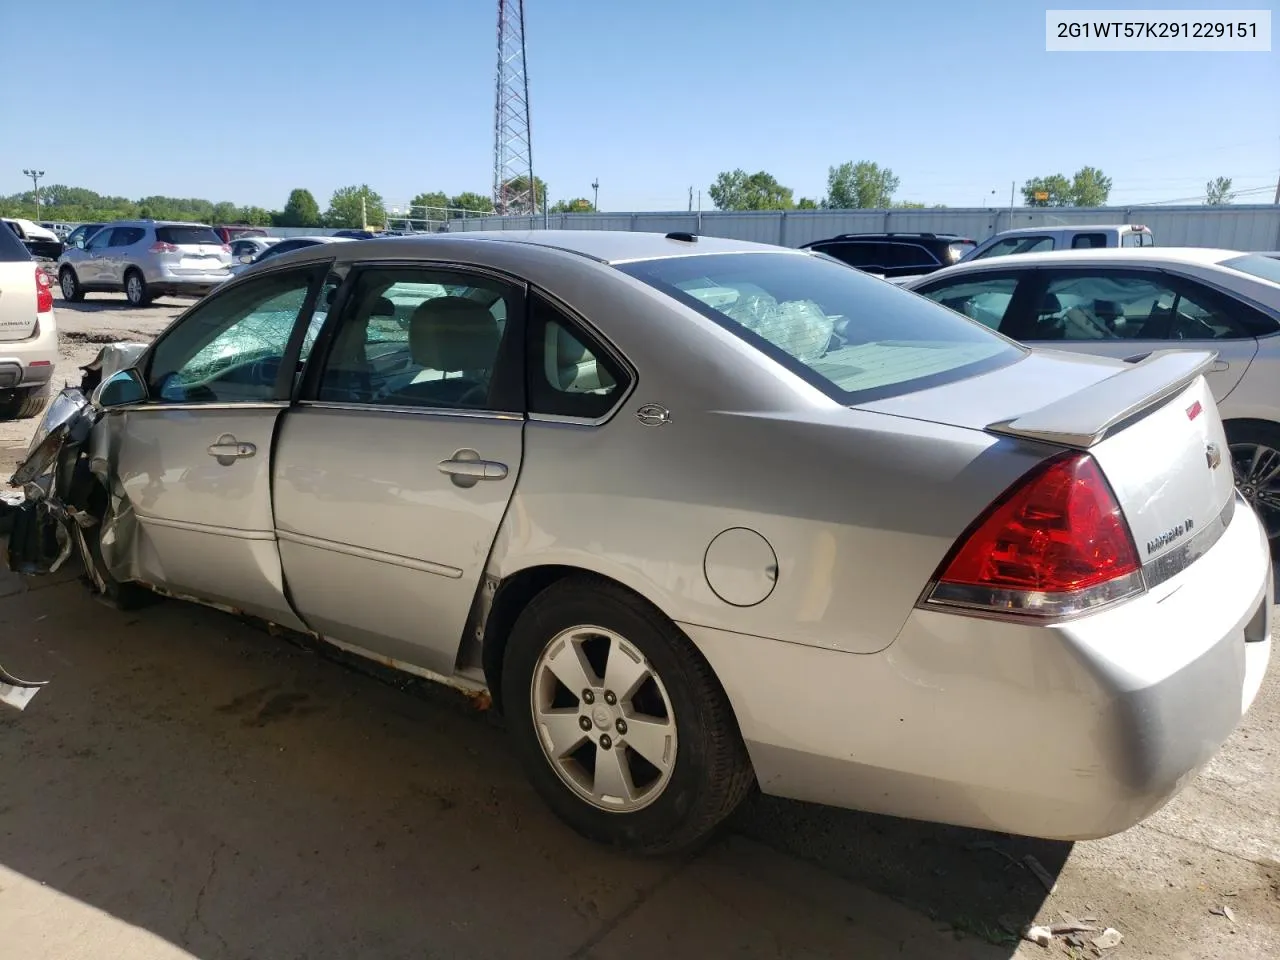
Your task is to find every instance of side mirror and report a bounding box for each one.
[239,254,253,264]
[74,238,86,249]
[95,368,147,408]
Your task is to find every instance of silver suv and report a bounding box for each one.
[57,220,232,306]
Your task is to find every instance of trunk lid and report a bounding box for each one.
[155,225,231,275]
[0,262,38,341]
[858,347,1235,569]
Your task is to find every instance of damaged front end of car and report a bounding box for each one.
[0,343,149,708]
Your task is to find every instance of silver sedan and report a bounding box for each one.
[11,231,1273,853]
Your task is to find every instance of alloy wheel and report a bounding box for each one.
[1230,441,1280,539]
[60,271,76,299]
[530,625,678,812]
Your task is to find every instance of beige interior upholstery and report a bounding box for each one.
[409,296,501,371]
[544,322,608,392]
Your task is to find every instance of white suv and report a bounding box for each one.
[0,224,57,419]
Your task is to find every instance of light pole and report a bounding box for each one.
[591,178,599,212]
[22,169,45,220]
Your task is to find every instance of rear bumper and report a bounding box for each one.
[683,493,1272,840]
[0,313,59,389]
[144,264,230,296]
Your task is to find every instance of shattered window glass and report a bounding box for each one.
[148,269,317,403]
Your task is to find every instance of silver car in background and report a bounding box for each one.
[57,220,231,305]
[10,231,1272,854]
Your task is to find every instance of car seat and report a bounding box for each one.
[393,296,500,407]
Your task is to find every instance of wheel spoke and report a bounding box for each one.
[603,639,649,702]
[621,714,675,771]
[1253,449,1280,486]
[537,708,588,759]
[592,744,636,804]
[543,637,597,695]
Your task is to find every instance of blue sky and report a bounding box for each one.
[2,0,1276,211]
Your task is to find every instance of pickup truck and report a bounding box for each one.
[2,218,64,261]
[963,224,1154,261]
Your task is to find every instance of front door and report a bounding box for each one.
[103,224,145,287]
[80,226,115,285]
[271,263,525,675]
[1011,268,1260,402]
[102,264,329,627]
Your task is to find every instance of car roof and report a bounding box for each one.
[271,230,793,266]
[916,246,1247,280]
[804,233,973,245]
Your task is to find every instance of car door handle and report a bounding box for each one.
[207,434,256,463]
[438,450,508,486]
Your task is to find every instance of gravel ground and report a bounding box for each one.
[0,292,1276,958]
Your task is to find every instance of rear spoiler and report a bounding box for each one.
[986,349,1217,449]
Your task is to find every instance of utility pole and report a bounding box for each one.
[1009,180,1015,230]
[360,194,367,230]
[592,178,599,212]
[1273,167,1279,204]
[688,186,693,212]
[22,169,44,220]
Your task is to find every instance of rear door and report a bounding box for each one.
[0,222,37,341]
[272,262,525,675]
[104,263,330,625]
[1003,267,1262,402]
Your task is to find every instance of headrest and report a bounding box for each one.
[370,296,395,317]
[1038,293,1063,314]
[409,296,500,370]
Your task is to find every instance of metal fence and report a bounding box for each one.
[442,204,1280,251]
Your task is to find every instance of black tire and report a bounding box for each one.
[124,269,152,307]
[58,266,85,302]
[1225,420,1280,542]
[81,479,159,611]
[502,575,755,855]
[0,384,51,421]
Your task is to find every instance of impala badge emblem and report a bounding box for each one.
[635,403,671,427]
[1205,442,1221,470]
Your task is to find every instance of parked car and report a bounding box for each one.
[0,221,57,419]
[229,236,280,268]
[331,228,398,240]
[39,221,74,240]
[224,236,352,280]
[904,247,1280,539]
[964,224,1154,261]
[63,222,106,250]
[800,232,976,278]
[3,218,64,261]
[213,225,269,244]
[8,231,1272,854]
[57,221,232,306]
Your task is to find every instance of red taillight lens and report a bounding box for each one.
[221,243,232,254]
[925,452,1143,617]
[34,268,53,313]
[149,241,178,253]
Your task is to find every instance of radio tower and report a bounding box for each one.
[493,0,536,216]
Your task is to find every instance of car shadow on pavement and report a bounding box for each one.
[0,572,1061,959]
[55,296,194,313]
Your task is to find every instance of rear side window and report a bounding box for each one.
[618,252,1023,404]
[1071,233,1108,249]
[0,221,32,262]
[156,226,222,246]
[527,293,629,420]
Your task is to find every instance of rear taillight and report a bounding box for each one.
[35,268,52,313]
[221,243,232,254]
[922,451,1143,619]
[149,241,178,253]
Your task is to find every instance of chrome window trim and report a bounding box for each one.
[104,401,289,414]
[296,399,523,422]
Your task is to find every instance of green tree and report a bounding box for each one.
[1206,176,1235,205]
[499,176,549,213]
[823,161,900,209]
[410,191,450,217]
[1070,166,1112,207]
[277,188,321,227]
[450,192,495,216]
[238,206,275,226]
[795,197,819,209]
[326,184,385,228]
[211,201,239,224]
[894,200,926,209]
[708,169,794,210]
[550,197,595,213]
[1021,174,1073,207]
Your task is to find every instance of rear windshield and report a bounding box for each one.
[156,226,222,246]
[616,252,1023,403]
[1222,254,1280,285]
[0,221,33,262]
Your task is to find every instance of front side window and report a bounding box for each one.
[315,267,519,411]
[1121,232,1143,248]
[1222,254,1280,287]
[86,227,115,251]
[1027,271,1255,342]
[618,252,1022,403]
[918,274,1022,331]
[147,268,319,403]
[973,235,1054,259]
[527,293,628,420]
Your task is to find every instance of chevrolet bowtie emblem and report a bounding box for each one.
[1206,442,1221,470]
